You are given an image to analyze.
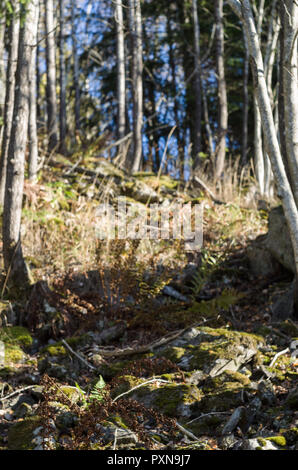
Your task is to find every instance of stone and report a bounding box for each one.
[101,425,138,445]
[271,282,295,320]
[266,206,295,274]
[247,235,281,278]
[222,407,245,435]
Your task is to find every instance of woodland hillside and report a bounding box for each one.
[0,0,297,452]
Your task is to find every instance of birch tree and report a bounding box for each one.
[44,0,58,151]
[129,0,143,173]
[59,0,67,153]
[227,0,298,311]
[281,0,298,207]
[71,0,80,134]
[214,0,228,180]
[0,6,6,123]
[252,0,265,195]
[3,0,39,287]
[28,0,40,181]
[115,0,126,160]
[192,0,202,170]
[0,0,20,206]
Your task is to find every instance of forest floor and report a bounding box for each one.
[0,156,297,450]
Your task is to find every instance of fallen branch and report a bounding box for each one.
[0,385,36,403]
[269,347,289,367]
[61,339,96,371]
[176,422,199,441]
[112,378,171,402]
[91,321,209,358]
[193,176,225,205]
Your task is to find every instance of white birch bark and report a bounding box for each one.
[130,0,143,173]
[192,0,202,170]
[227,0,298,305]
[115,0,126,160]
[44,0,58,151]
[282,0,298,207]
[28,0,40,181]
[214,0,228,180]
[71,0,80,133]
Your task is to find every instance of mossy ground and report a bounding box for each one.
[8,416,42,450]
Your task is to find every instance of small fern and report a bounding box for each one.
[190,250,223,299]
[89,376,106,403]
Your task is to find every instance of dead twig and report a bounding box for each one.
[0,385,36,404]
[269,347,289,368]
[61,339,96,371]
[112,378,171,403]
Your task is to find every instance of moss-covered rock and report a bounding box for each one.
[155,326,262,377]
[195,371,251,412]
[0,326,33,348]
[0,327,31,376]
[186,413,227,437]
[111,374,202,418]
[122,179,160,204]
[8,416,42,450]
[266,436,287,447]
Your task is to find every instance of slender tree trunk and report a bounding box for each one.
[71,0,80,134]
[227,0,298,312]
[44,0,58,151]
[0,7,6,123]
[115,0,126,162]
[254,95,265,195]
[130,0,143,173]
[263,3,279,198]
[192,0,202,171]
[202,79,215,161]
[167,11,183,175]
[241,28,249,166]
[281,0,298,207]
[3,0,39,287]
[59,0,67,153]
[278,2,290,184]
[251,0,265,194]
[28,0,40,181]
[214,0,228,180]
[0,1,20,206]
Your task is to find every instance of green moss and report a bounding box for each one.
[0,326,33,348]
[59,386,81,404]
[110,415,129,430]
[151,383,202,417]
[110,375,143,399]
[187,414,225,436]
[266,436,287,447]
[196,371,251,412]
[0,365,19,378]
[43,344,67,357]
[257,438,267,448]
[41,335,88,357]
[8,416,42,450]
[133,173,178,191]
[266,367,286,381]
[5,344,25,363]
[158,347,186,363]
[98,359,133,379]
[111,375,201,417]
